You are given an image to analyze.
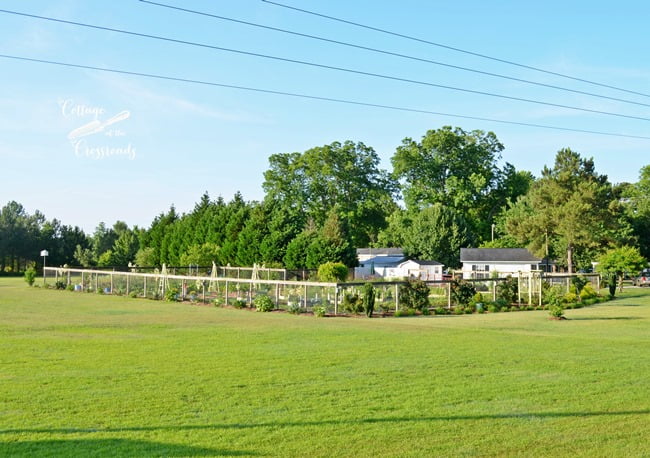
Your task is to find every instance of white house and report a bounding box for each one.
[355,248,405,278]
[355,248,444,280]
[386,259,444,281]
[460,248,552,279]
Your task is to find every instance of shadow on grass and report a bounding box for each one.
[3,410,648,435]
[0,438,255,456]
[569,317,641,321]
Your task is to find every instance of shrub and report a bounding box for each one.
[434,306,448,315]
[342,292,363,314]
[470,292,484,305]
[24,267,37,286]
[55,281,66,290]
[548,303,565,319]
[66,284,75,292]
[572,275,588,296]
[129,291,138,299]
[580,283,598,301]
[313,306,326,317]
[317,262,348,282]
[487,303,500,313]
[450,280,476,307]
[543,285,565,306]
[564,292,578,304]
[254,295,275,312]
[164,287,179,302]
[399,279,430,311]
[287,303,302,314]
[497,276,518,304]
[362,283,375,318]
[232,299,247,309]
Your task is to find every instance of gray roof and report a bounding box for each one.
[460,248,542,263]
[405,259,443,266]
[361,255,406,266]
[356,247,404,256]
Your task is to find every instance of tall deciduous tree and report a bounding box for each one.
[391,126,528,243]
[263,140,397,247]
[596,246,646,292]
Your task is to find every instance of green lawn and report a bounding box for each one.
[1,278,649,457]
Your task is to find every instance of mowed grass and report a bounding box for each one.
[1,278,649,457]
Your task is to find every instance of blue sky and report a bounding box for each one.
[1,0,649,232]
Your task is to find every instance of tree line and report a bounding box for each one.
[2,125,649,274]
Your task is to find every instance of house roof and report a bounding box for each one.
[402,259,443,266]
[460,248,542,263]
[356,247,404,257]
[362,255,406,266]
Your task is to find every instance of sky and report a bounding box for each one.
[1,0,649,233]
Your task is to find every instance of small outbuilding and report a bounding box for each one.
[355,248,444,280]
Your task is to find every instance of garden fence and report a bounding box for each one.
[44,267,602,315]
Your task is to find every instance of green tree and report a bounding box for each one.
[362,283,376,317]
[317,261,349,282]
[263,140,397,247]
[111,228,140,266]
[621,166,650,259]
[391,126,529,243]
[401,204,472,268]
[596,246,646,294]
[505,148,624,272]
[134,247,158,267]
[179,242,221,266]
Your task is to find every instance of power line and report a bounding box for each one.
[139,0,650,110]
[1,8,650,123]
[261,0,650,100]
[2,53,649,141]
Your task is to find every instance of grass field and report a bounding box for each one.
[1,277,649,457]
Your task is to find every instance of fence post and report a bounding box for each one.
[334,286,338,315]
[225,280,229,306]
[95,273,98,292]
[304,284,308,308]
[275,283,279,309]
[110,273,114,294]
[126,275,130,295]
[528,273,532,305]
[144,276,147,297]
[447,281,451,309]
[395,284,399,312]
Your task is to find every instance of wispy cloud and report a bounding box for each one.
[90,72,271,123]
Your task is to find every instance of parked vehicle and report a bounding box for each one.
[633,269,650,286]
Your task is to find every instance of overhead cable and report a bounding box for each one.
[260,0,650,99]
[138,0,650,109]
[2,53,649,141]
[0,8,649,123]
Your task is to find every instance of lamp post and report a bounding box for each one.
[40,250,49,285]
